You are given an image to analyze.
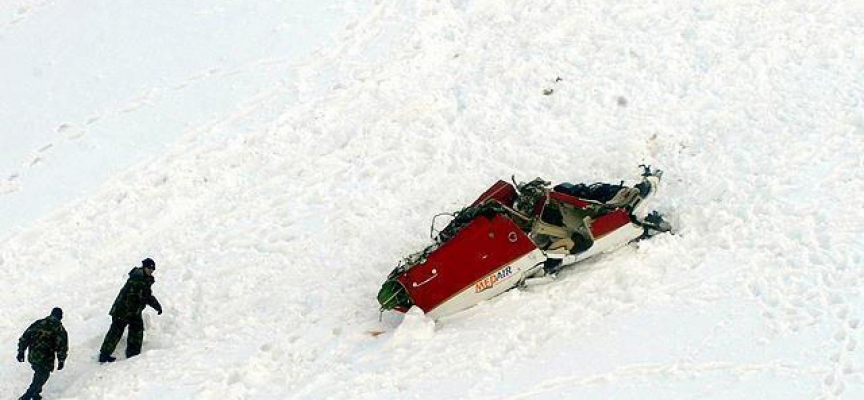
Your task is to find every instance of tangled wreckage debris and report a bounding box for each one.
[377,166,671,320]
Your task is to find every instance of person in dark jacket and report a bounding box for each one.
[98,258,162,363]
[17,307,68,400]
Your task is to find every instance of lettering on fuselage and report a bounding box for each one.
[474,266,514,293]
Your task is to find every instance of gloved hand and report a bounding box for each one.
[154,304,163,315]
[57,360,64,370]
[17,352,25,362]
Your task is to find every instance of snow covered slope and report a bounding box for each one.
[0,0,356,234]
[2,0,863,399]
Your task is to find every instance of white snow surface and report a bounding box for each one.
[2,0,864,399]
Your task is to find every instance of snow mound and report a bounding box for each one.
[391,307,436,344]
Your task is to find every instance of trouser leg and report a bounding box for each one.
[25,364,51,399]
[100,317,128,356]
[126,315,145,358]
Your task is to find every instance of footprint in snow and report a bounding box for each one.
[1,174,22,194]
[59,123,87,139]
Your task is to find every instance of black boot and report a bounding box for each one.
[19,392,39,400]
[99,352,117,363]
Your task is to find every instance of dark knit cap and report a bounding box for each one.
[142,258,156,270]
[50,307,63,320]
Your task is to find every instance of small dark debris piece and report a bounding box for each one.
[543,89,554,95]
[616,96,628,107]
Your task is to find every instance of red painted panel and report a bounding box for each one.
[590,209,632,238]
[398,214,537,312]
[471,180,517,207]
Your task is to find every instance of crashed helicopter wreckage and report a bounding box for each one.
[377,166,671,320]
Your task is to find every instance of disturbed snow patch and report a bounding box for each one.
[391,307,436,344]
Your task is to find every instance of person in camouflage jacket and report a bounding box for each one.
[98,258,162,363]
[17,307,68,400]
